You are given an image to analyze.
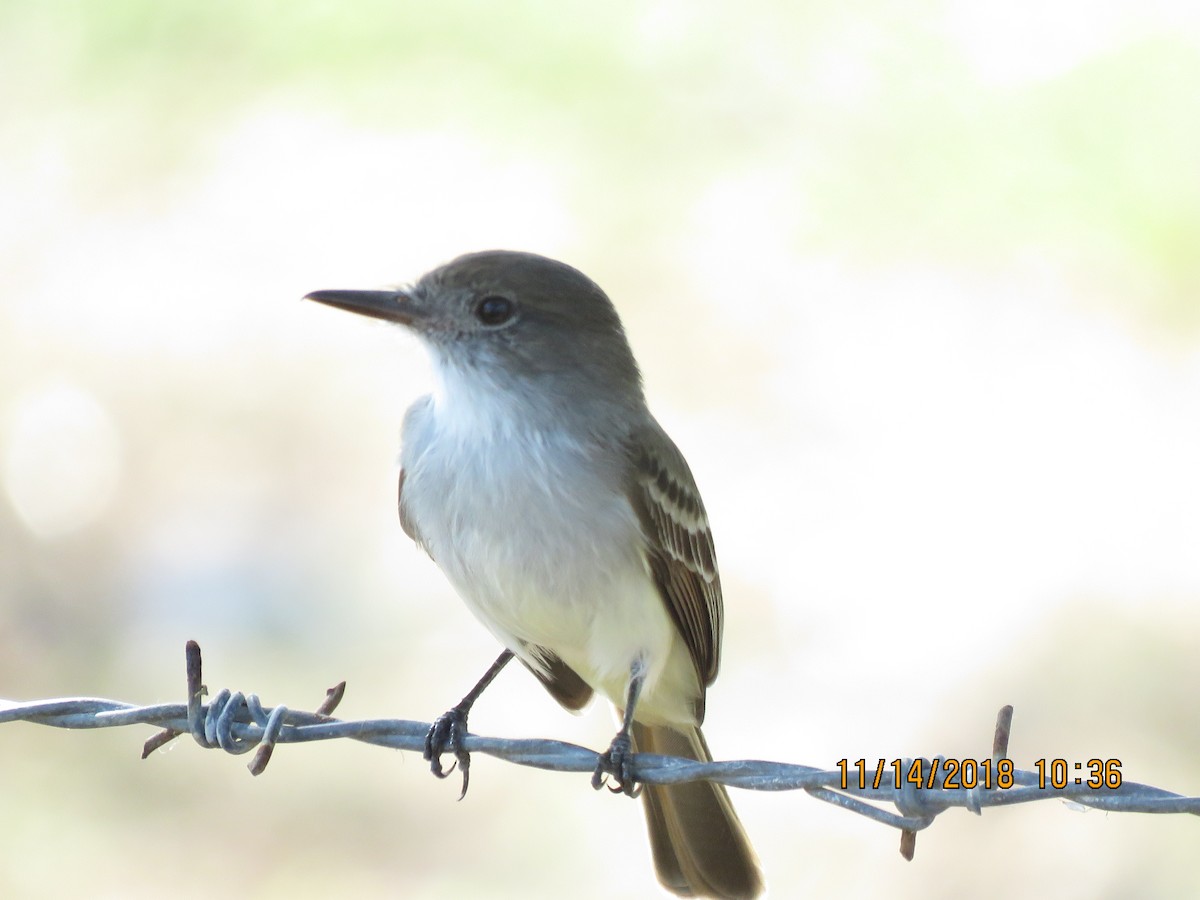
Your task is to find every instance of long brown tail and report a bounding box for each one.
[631,722,764,899]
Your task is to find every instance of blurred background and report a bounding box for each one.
[2,1,1199,897]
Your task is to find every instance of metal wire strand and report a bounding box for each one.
[2,641,1197,860]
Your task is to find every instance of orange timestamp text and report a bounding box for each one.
[837,757,1015,790]
[835,757,1123,790]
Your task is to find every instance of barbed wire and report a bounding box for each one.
[2,641,1197,860]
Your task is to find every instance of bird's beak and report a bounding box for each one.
[303,289,418,325]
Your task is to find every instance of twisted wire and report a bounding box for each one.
[3,641,1197,859]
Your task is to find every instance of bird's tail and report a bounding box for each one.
[631,722,764,899]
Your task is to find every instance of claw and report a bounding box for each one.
[421,649,514,800]
[424,705,471,800]
[592,730,641,798]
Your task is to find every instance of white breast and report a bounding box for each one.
[399,389,696,722]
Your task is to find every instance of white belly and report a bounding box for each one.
[401,397,699,724]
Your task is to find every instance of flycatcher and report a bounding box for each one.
[305,250,763,899]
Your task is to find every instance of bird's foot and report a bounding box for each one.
[424,705,472,800]
[592,730,642,797]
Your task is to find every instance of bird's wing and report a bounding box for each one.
[520,646,595,711]
[625,423,723,693]
[398,468,422,546]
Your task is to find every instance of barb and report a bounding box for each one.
[2,642,1198,854]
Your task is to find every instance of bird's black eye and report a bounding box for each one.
[475,294,515,326]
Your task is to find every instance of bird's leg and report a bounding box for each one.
[592,659,646,798]
[424,648,514,800]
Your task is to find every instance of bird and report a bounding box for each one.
[305,250,763,898]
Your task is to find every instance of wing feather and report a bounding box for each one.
[625,425,722,689]
[398,468,422,546]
